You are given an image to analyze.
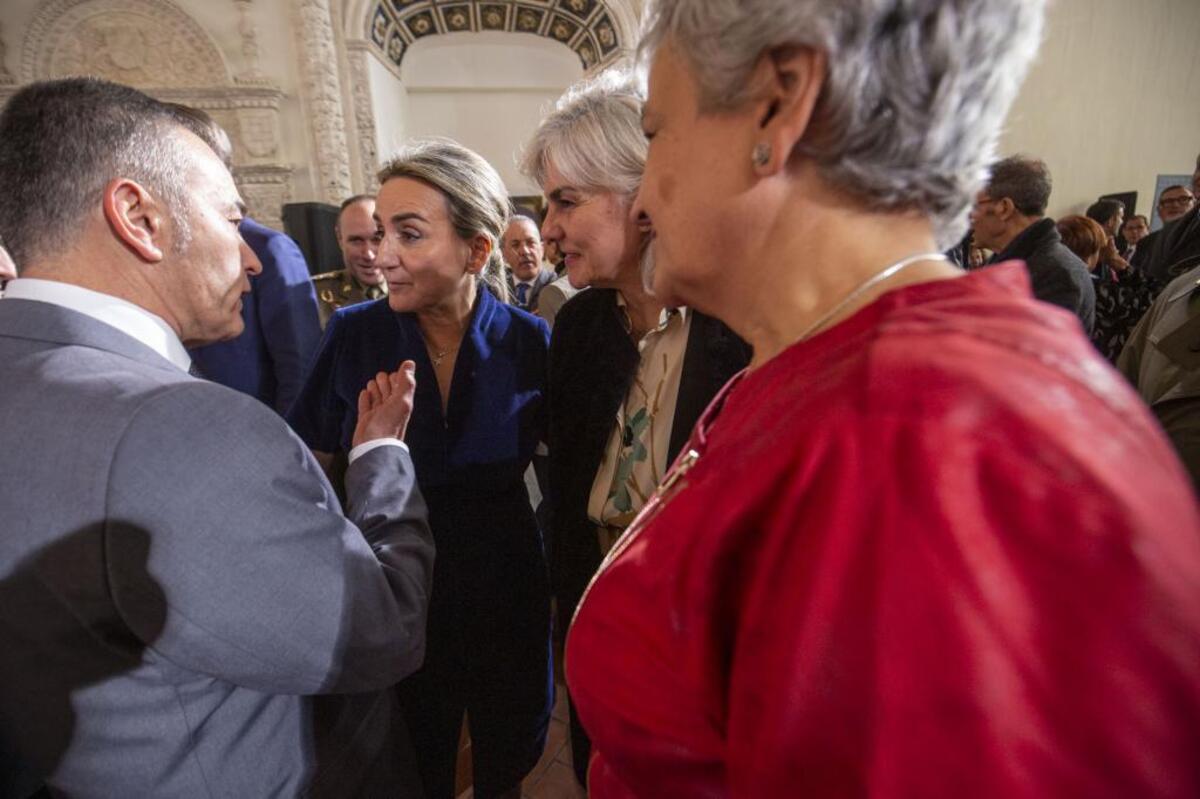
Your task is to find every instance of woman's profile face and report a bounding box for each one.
[375,176,478,314]
[540,160,642,291]
[634,40,760,309]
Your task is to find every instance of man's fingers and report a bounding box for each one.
[357,387,370,416]
[374,370,392,401]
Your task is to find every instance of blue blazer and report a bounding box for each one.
[288,286,550,552]
[189,218,322,415]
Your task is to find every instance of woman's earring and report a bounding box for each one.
[751,142,772,169]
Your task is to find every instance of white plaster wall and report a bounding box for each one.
[999,0,1200,219]
[370,31,583,196]
[368,51,408,168]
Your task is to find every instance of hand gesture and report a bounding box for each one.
[351,361,417,447]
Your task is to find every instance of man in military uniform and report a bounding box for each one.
[312,194,387,326]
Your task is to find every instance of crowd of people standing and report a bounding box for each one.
[1,1,1198,798]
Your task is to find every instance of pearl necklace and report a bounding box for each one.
[797,251,951,340]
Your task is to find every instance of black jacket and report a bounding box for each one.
[1131,206,1200,288]
[992,217,1095,333]
[545,288,750,628]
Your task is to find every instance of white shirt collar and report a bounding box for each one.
[2,278,192,372]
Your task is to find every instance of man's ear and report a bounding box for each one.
[749,44,827,176]
[466,234,491,274]
[995,197,1018,221]
[103,178,167,262]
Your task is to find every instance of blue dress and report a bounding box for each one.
[287,286,552,798]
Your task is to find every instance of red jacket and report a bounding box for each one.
[567,264,1200,798]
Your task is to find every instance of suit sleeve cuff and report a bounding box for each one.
[348,438,409,463]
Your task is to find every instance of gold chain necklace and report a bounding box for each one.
[429,344,459,367]
[797,252,950,340]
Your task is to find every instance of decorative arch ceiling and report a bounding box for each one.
[368,0,625,73]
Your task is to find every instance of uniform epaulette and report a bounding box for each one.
[309,269,345,281]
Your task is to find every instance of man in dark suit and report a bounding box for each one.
[502,213,555,312]
[1131,156,1200,286]
[170,104,323,416]
[0,78,433,797]
[971,155,1095,332]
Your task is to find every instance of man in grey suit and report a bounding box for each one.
[501,214,556,312]
[0,78,435,797]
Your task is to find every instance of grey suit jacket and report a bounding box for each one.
[507,268,555,312]
[0,299,435,798]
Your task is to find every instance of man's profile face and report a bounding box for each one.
[968,192,1008,252]
[166,131,261,346]
[1106,207,1124,237]
[1159,187,1195,223]
[338,199,384,286]
[503,217,544,282]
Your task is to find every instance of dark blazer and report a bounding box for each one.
[991,217,1096,333]
[545,288,751,624]
[0,299,433,798]
[189,218,322,415]
[1132,206,1200,288]
[287,288,554,792]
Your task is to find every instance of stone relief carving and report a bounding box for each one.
[25,0,227,87]
[293,0,355,204]
[233,0,267,84]
[346,41,381,192]
[236,107,281,159]
[235,165,293,232]
[0,23,15,85]
[17,0,296,230]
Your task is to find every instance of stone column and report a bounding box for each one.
[292,0,354,204]
[345,41,381,192]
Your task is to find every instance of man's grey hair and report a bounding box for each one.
[165,103,234,171]
[379,138,511,303]
[0,78,198,266]
[985,155,1052,217]
[640,0,1046,248]
[520,66,647,199]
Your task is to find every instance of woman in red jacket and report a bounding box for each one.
[565,1,1200,797]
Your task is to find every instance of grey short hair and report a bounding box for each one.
[165,103,234,171]
[640,0,1046,248]
[521,66,647,198]
[0,78,197,265]
[985,155,1052,217]
[379,139,511,303]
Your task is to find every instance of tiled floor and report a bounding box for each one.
[454,679,586,799]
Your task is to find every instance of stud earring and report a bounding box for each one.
[751,142,771,168]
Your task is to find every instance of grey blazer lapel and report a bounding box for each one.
[0,298,184,375]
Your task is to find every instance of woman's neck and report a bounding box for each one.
[612,263,664,340]
[729,199,959,369]
[417,278,476,350]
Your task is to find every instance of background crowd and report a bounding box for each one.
[1,1,1198,798]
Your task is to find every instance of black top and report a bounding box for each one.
[992,217,1096,333]
[545,287,751,628]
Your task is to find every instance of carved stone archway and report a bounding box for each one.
[7,0,294,230]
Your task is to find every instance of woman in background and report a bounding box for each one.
[565,1,1200,796]
[520,68,749,787]
[289,140,551,799]
[1059,214,1158,361]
